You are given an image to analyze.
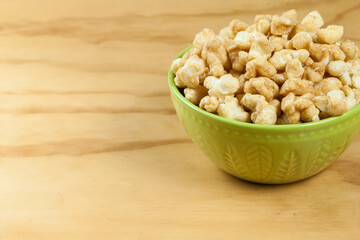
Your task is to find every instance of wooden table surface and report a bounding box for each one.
[0,0,359,239]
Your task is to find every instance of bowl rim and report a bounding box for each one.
[168,45,360,131]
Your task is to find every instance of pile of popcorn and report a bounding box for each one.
[171,10,360,125]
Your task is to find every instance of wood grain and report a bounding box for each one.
[0,0,359,239]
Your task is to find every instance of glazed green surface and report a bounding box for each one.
[169,46,360,184]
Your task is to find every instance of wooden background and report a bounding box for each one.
[0,0,359,239]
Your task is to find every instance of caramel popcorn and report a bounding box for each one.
[304,62,326,83]
[318,25,343,44]
[219,19,248,47]
[171,9,360,124]
[193,28,217,51]
[272,73,286,85]
[309,43,345,63]
[280,79,314,96]
[251,103,278,125]
[245,57,277,79]
[270,99,282,117]
[226,44,249,72]
[335,59,360,88]
[326,61,348,81]
[269,36,287,51]
[313,77,343,96]
[254,15,272,24]
[241,93,278,125]
[269,49,309,70]
[174,55,207,88]
[288,23,308,39]
[199,96,219,113]
[342,85,358,109]
[313,91,348,116]
[301,10,324,41]
[287,32,313,50]
[204,74,240,102]
[229,70,246,94]
[281,93,320,123]
[352,75,360,89]
[201,38,230,77]
[246,18,271,35]
[285,58,304,79]
[340,40,360,60]
[271,9,297,36]
[184,85,208,105]
[171,47,200,75]
[217,96,250,122]
[249,38,274,60]
[244,77,279,101]
[233,30,267,51]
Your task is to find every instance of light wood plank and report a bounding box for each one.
[0,0,358,239]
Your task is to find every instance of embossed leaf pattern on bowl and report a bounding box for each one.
[276,149,300,182]
[325,136,351,166]
[194,129,221,165]
[223,144,249,178]
[246,145,273,180]
[306,139,333,176]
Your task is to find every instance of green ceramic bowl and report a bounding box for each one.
[169,46,360,184]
